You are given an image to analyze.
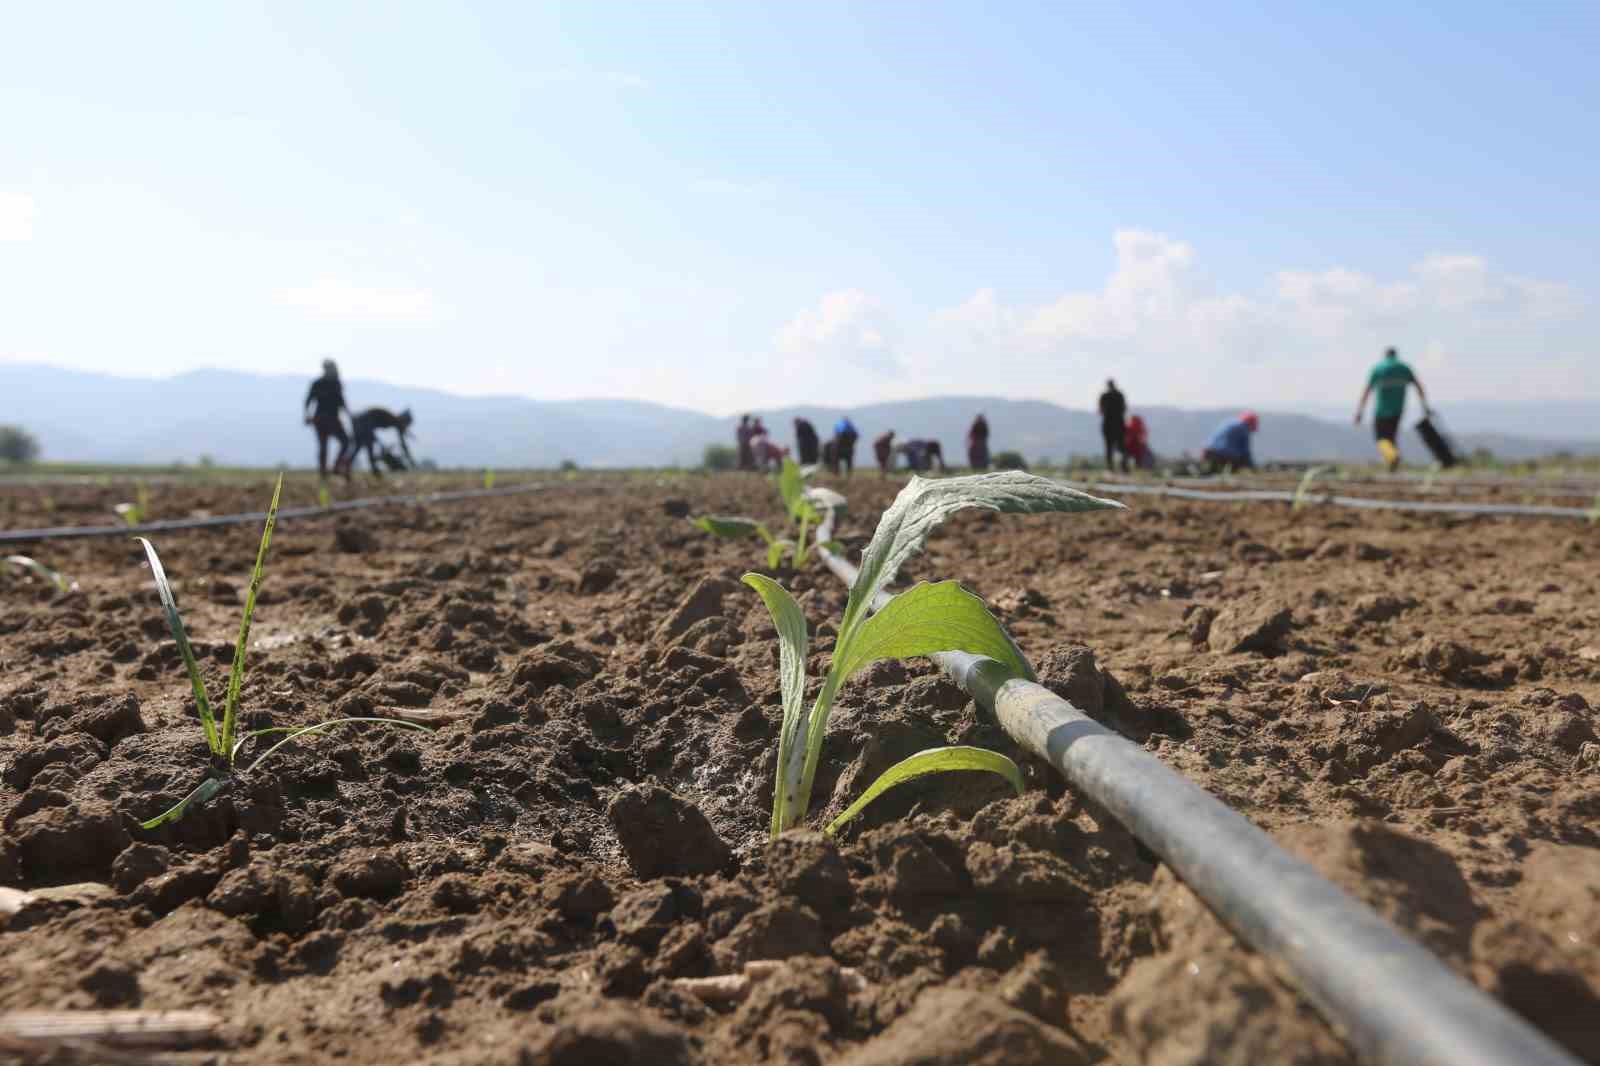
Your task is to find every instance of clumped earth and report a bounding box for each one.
[2,472,1598,1064]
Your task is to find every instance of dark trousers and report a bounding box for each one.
[312,416,347,478]
[1374,415,1400,443]
[1102,422,1125,471]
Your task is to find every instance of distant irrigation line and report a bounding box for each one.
[1063,479,1596,519]
[0,484,548,544]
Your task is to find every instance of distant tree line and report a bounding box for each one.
[0,425,39,464]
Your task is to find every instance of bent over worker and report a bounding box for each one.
[1353,347,1430,471]
[1202,411,1258,473]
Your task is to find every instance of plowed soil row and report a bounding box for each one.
[2,472,1597,1065]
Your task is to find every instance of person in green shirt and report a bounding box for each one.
[1353,347,1431,471]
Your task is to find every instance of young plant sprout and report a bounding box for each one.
[4,554,70,594]
[483,467,496,491]
[115,478,152,527]
[1292,465,1327,512]
[136,473,426,828]
[693,457,844,569]
[744,471,1123,837]
[318,481,332,509]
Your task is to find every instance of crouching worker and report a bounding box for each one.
[1123,414,1153,471]
[897,439,948,473]
[338,407,415,478]
[1201,411,1258,473]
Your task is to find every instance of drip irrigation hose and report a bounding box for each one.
[812,506,1578,1066]
[1063,478,1596,519]
[0,483,547,545]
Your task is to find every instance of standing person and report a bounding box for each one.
[873,429,896,477]
[304,359,350,479]
[338,407,415,478]
[966,413,990,470]
[1353,347,1431,472]
[1201,411,1258,473]
[832,416,860,477]
[794,418,820,465]
[735,415,755,471]
[1098,379,1127,472]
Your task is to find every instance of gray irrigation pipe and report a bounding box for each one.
[1062,478,1596,519]
[812,506,1578,1066]
[0,484,548,545]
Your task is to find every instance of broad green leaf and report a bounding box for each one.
[824,746,1024,835]
[242,717,431,774]
[139,776,226,829]
[692,514,770,540]
[832,580,1034,688]
[840,473,1122,648]
[4,554,68,593]
[136,536,220,756]
[740,573,810,837]
[220,473,282,757]
[779,457,819,523]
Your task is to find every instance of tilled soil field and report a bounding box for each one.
[2,472,1597,1064]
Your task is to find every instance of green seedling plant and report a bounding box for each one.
[1292,465,1327,512]
[693,457,844,569]
[744,471,1123,837]
[483,467,496,491]
[136,473,426,828]
[4,554,70,593]
[115,479,151,527]
[318,481,332,509]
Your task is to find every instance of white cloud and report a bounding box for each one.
[776,289,900,376]
[0,191,35,241]
[281,278,436,322]
[918,229,1587,405]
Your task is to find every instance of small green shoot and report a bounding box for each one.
[744,471,1123,837]
[135,472,427,829]
[115,479,151,527]
[483,467,496,491]
[4,554,70,593]
[693,457,844,569]
[1292,466,1326,512]
[824,747,1024,835]
[318,481,332,509]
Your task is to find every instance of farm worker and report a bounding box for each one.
[794,418,820,465]
[1123,414,1153,471]
[749,426,786,470]
[338,407,415,479]
[873,430,896,477]
[1353,346,1431,472]
[898,439,949,473]
[1098,379,1127,472]
[1201,412,1258,473]
[966,413,990,470]
[303,359,351,479]
[830,416,860,477]
[736,415,755,471]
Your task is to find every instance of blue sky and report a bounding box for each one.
[2,1,1595,414]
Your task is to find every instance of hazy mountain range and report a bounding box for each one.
[2,363,1596,468]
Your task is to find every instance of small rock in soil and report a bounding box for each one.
[329,850,410,901]
[607,784,731,878]
[522,999,695,1066]
[654,577,739,647]
[713,899,827,969]
[579,559,620,595]
[334,523,378,553]
[839,987,1091,1066]
[1207,600,1293,655]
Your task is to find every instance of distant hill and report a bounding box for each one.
[1,363,1595,468]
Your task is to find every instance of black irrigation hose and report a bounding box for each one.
[1065,479,1597,519]
[0,484,548,544]
[813,508,1578,1066]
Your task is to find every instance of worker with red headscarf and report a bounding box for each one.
[1202,412,1258,473]
[1123,414,1153,471]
